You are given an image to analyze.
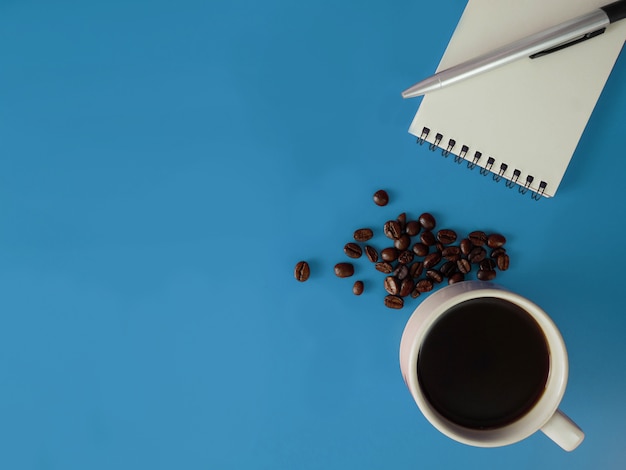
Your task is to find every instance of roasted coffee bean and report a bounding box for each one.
[365,245,379,263]
[398,250,414,265]
[412,243,429,257]
[381,247,399,262]
[405,221,421,236]
[375,262,393,274]
[423,252,442,269]
[384,220,403,240]
[416,279,434,293]
[468,246,487,263]
[393,264,409,280]
[496,253,510,271]
[411,288,421,299]
[480,258,496,271]
[344,242,362,259]
[460,238,473,255]
[448,272,465,284]
[394,234,411,251]
[468,230,488,246]
[490,247,507,259]
[436,242,445,253]
[420,231,436,246]
[437,229,457,245]
[477,269,497,281]
[397,213,407,231]
[487,233,507,249]
[440,260,457,277]
[353,228,374,242]
[457,258,471,274]
[373,189,389,206]
[409,261,424,278]
[419,212,436,230]
[400,278,415,297]
[334,262,354,278]
[384,276,400,295]
[441,246,461,260]
[294,261,310,282]
[426,269,443,283]
[384,295,404,309]
[352,280,364,295]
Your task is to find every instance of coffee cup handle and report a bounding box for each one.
[540,409,584,451]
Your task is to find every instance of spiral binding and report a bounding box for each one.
[417,127,547,200]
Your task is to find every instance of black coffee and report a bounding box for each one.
[417,297,549,429]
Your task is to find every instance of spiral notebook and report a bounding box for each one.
[408,0,626,198]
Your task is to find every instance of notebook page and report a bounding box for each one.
[408,0,626,197]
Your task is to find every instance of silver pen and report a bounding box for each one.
[402,0,626,98]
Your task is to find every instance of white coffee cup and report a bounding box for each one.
[399,281,584,451]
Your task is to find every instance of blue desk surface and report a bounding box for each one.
[1,1,625,469]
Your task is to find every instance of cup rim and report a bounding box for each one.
[401,282,568,447]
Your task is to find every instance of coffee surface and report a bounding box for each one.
[417,297,549,429]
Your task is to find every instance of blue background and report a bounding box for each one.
[1,0,625,468]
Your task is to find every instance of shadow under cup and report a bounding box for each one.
[416,297,550,430]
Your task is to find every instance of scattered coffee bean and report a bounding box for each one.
[353,280,364,295]
[440,260,457,277]
[426,269,444,283]
[487,233,507,249]
[397,213,407,230]
[412,243,429,257]
[490,247,507,259]
[384,220,403,240]
[457,258,471,274]
[448,272,465,284]
[416,279,434,293]
[437,229,457,245]
[384,295,404,309]
[468,230,488,246]
[373,190,389,206]
[384,276,400,295]
[409,261,424,278]
[468,246,487,264]
[394,234,411,251]
[423,252,442,269]
[411,288,421,299]
[375,262,393,274]
[441,246,461,260]
[344,242,362,259]
[365,245,379,263]
[419,213,436,231]
[334,262,354,278]
[405,221,421,236]
[420,231,436,246]
[393,264,409,280]
[496,253,510,271]
[477,269,497,281]
[354,228,374,242]
[294,261,310,282]
[480,259,496,271]
[400,278,415,297]
[460,238,473,255]
[397,250,414,265]
[381,247,399,262]
[391,264,409,280]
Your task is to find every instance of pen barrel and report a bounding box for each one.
[436,9,611,90]
[601,0,626,23]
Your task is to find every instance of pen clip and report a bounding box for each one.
[529,28,606,59]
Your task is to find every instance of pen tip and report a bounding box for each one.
[401,89,420,99]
